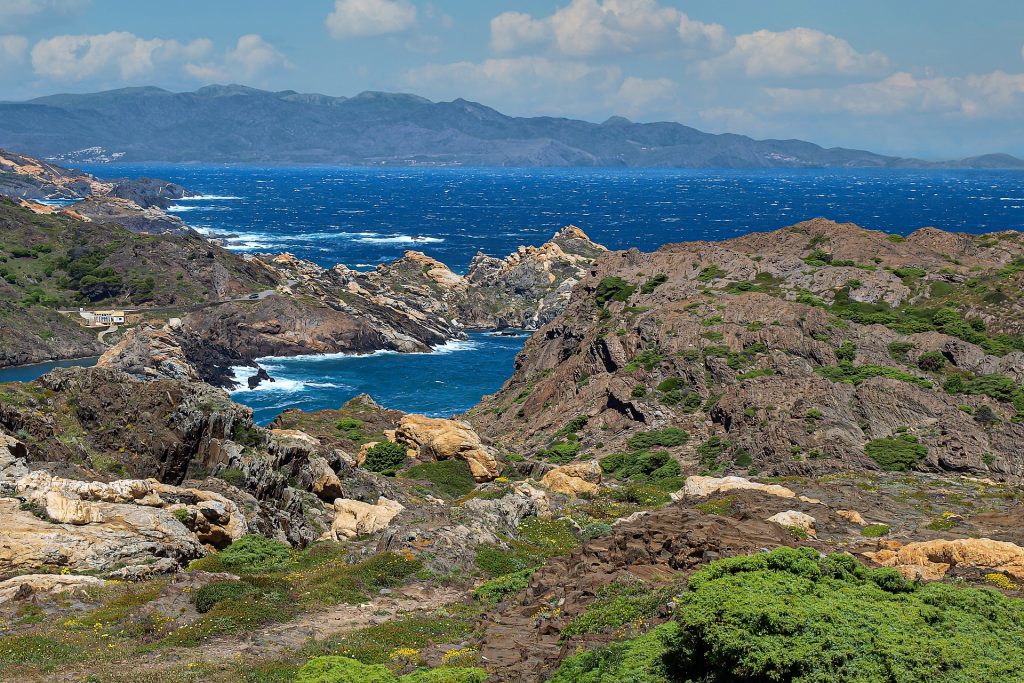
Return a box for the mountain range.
[1,84,1022,168]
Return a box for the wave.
[228,365,346,393]
[250,338,480,365]
[355,235,444,245]
[179,194,242,200]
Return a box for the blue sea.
[52,165,1024,423]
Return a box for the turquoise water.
[229,333,526,425]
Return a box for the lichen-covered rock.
[680,475,798,500]
[767,510,816,535]
[97,322,201,382]
[0,574,109,604]
[329,496,405,540]
[394,415,500,481]
[867,538,1024,581]
[540,460,602,498]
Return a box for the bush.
[862,524,890,538]
[696,437,728,473]
[640,273,668,294]
[472,569,534,605]
[817,362,932,389]
[864,435,928,471]
[917,350,946,371]
[595,277,636,305]
[539,440,582,464]
[561,581,675,638]
[294,656,486,683]
[836,341,857,362]
[661,546,1024,683]
[548,622,678,683]
[600,450,680,481]
[363,441,409,475]
[402,459,476,499]
[192,580,253,613]
[626,427,689,450]
[197,534,293,574]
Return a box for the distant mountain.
[1,85,1021,169]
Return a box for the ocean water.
[228,333,526,425]
[69,165,1024,424]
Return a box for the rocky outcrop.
[767,510,816,535]
[468,219,1024,483]
[329,496,405,540]
[97,321,201,382]
[0,574,108,604]
[868,538,1024,581]
[680,475,799,500]
[540,460,602,497]
[394,415,501,482]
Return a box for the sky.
[0,0,1023,159]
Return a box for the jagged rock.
[394,415,500,482]
[0,432,29,487]
[329,496,405,540]
[98,323,202,382]
[106,557,181,582]
[461,484,552,534]
[767,510,816,535]
[540,460,602,497]
[0,574,109,604]
[308,455,344,502]
[867,538,1024,581]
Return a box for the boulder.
[0,574,108,604]
[394,415,500,481]
[540,460,602,498]
[679,475,798,500]
[838,509,867,526]
[330,497,405,540]
[767,510,816,535]
[867,538,1024,581]
[308,455,344,502]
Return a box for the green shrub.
[627,348,665,372]
[549,622,677,683]
[294,656,485,683]
[195,534,293,574]
[662,546,1024,683]
[595,277,636,305]
[402,459,476,499]
[363,441,409,475]
[473,568,534,604]
[626,427,689,450]
[539,440,581,464]
[817,362,931,389]
[192,580,253,613]
[600,450,680,481]
[836,341,857,362]
[474,545,532,577]
[556,415,589,436]
[864,435,928,471]
[561,581,675,638]
[862,524,891,538]
[640,273,668,294]
[888,340,913,359]
[917,350,946,371]
[581,522,613,539]
[697,264,725,281]
[696,437,728,473]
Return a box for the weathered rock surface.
[394,415,500,481]
[0,574,108,604]
[767,510,817,535]
[540,460,602,497]
[329,496,405,540]
[680,475,797,499]
[868,538,1024,581]
[97,322,201,382]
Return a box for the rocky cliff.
[469,218,1024,483]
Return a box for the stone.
[540,460,602,498]
[394,415,500,481]
[680,475,798,500]
[308,455,344,502]
[867,538,1024,581]
[838,509,867,525]
[767,510,816,535]
[0,574,108,604]
[330,497,405,540]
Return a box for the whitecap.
[355,235,444,245]
[228,366,307,393]
[178,194,242,200]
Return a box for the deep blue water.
[229,333,526,425]
[81,165,1024,273]
[60,165,1024,424]
[0,357,98,383]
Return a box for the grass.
[864,435,928,472]
[401,459,477,499]
[862,523,891,538]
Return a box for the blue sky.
[1,0,1022,159]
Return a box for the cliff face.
[468,218,1024,483]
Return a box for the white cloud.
[491,0,727,58]
[0,0,87,25]
[29,32,289,85]
[764,70,1024,118]
[326,0,417,39]
[700,27,890,79]
[0,35,28,64]
[31,32,212,81]
[613,76,678,117]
